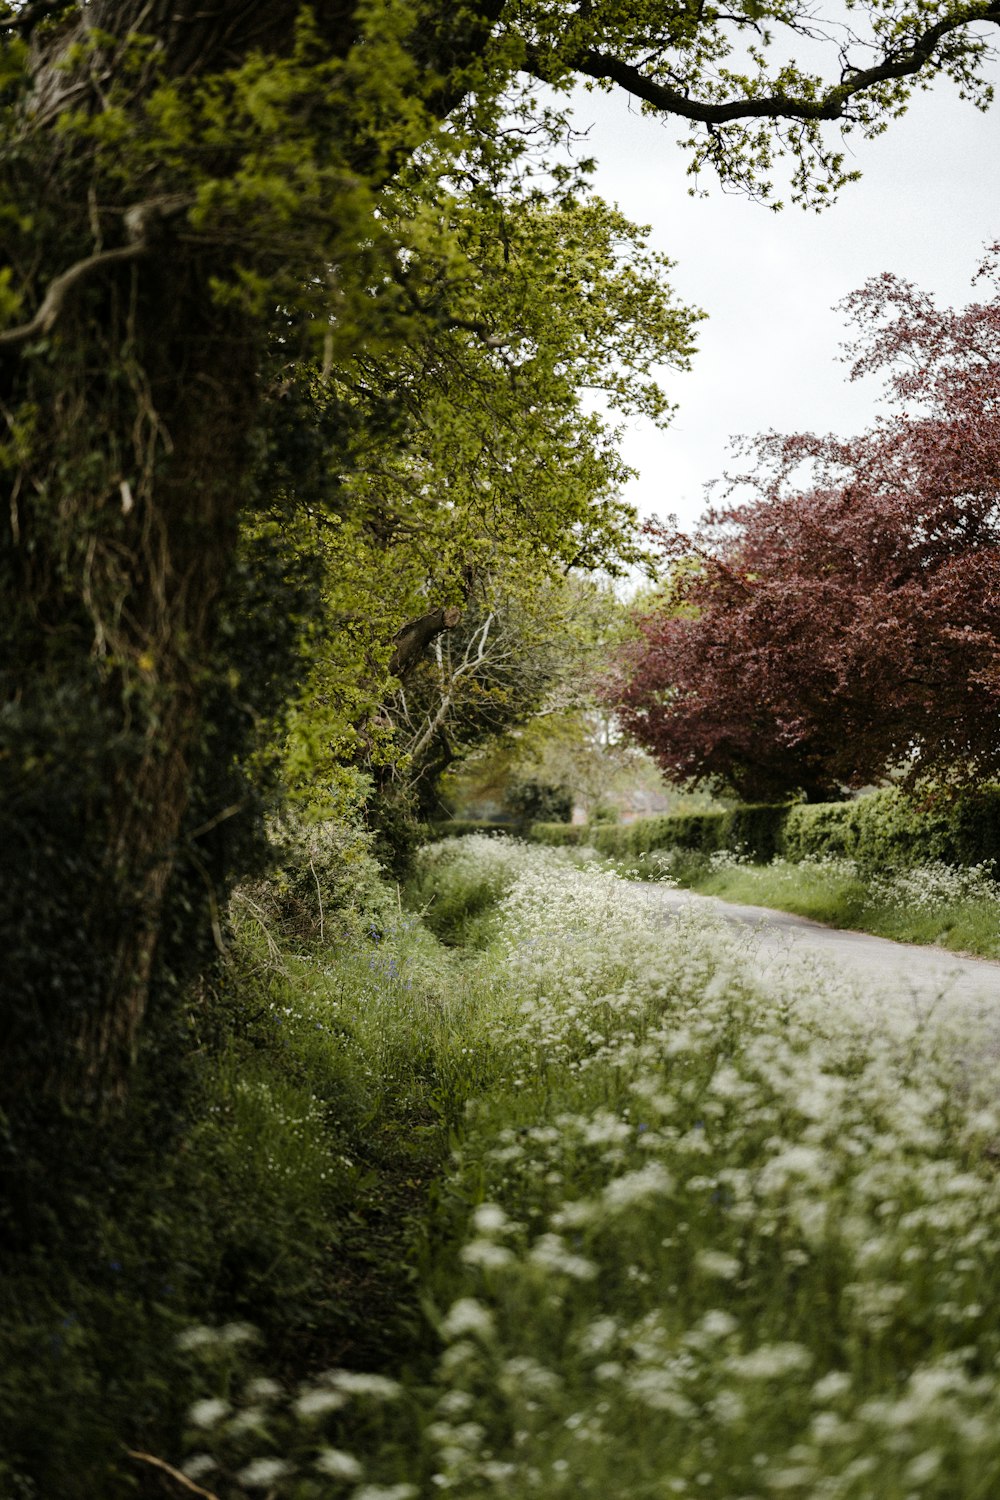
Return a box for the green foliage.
[539,804,789,861]
[550,789,1000,873]
[782,786,1000,871]
[174,836,1000,1497]
[530,821,589,846]
[406,835,533,947]
[0,875,475,1494]
[670,852,1000,959]
[239,801,395,947]
[505,778,574,825]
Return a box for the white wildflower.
[245,1377,282,1403]
[187,1397,229,1429]
[461,1239,515,1270]
[528,1233,597,1280]
[905,1450,943,1483]
[315,1448,365,1481]
[220,1321,257,1346]
[322,1371,402,1400]
[181,1455,217,1480]
[295,1386,349,1418]
[727,1343,812,1380]
[602,1162,674,1213]
[811,1371,852,1403]
[695,1249,740,1280]
[175,1324,217,1353]
[440,1298,495,1342]
[472,1202,514,1236]
[237,1457,293,1488]
[700,1309,738,1339]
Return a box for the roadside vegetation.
[4,6,1000,1491]
[167,834,1000,1499]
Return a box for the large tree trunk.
[1,238,260,1111]
[0,0,508,1119]
[73,267,259,1104]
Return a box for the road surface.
[636,883,1000,1008]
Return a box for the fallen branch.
[123,1447,221,1500]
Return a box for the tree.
[442,584,668,821]
[609,248,1000,801]
[2,0,999,1118]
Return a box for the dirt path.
[636,883,1000,1007]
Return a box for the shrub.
[535,805,790,862]
[505,779,573,824]
[528,822,588,847]
[782,786,1000,870]
[544,788,1000,873]
[238,812,395,945]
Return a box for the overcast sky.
[566,75,999,531]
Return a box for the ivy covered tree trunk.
[2,252,257,1112]
[0,0,498,1116]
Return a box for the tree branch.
[389,605,463,680]
[0,0,73,35]
[0,195,192,352]
[0,243,146,350]
[123,1448,221,1500]
[526,5,999,126]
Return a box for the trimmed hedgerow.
[534,804,789,863]
[783,786,1000,870]
[538,787,1000,872]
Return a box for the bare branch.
[123,1448,221,1500]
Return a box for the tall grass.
[177,836,1000,1500]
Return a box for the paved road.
[636,883,1000,1008]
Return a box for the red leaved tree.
[610,249,1000,801]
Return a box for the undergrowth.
[0,824,479,1497]
[170,834,1000,1499]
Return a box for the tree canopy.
[609,249,1000,801]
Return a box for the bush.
[240,812,395,945]
[782,786,1000,870]
[530,822,588,847]
[505,779,573,824]
[0,872,461,1495]
[542,788,1000,873]
[533,805,789,862]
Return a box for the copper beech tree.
[611,252,1000,803]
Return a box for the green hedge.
[782,787,1000,870]
[534,788,1000,871]
[529,823,588,847]
[535,805,789,862]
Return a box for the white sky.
[567,75,1000,531]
